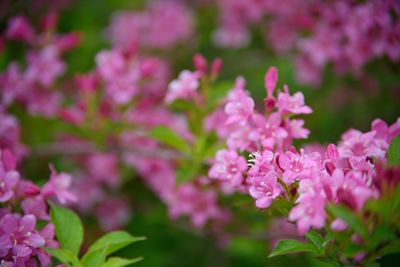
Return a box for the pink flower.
[249,112,288,149]
[108,0,193,50]
[95,198,130,231]
[247,150,281,208]
[248,171,281,208]
[21,195,50,221]
[224,77,254,125]
[85,153,120,188]
[277,149,321,185]
[0,150,19,203]
[5,16,35,44]
[168,183,220,228]
[277,85,312,115]
[208,149,247,187]
[289,179,327,234]
[338,130,385,160]
[95,49,126,81]
[165,70,200,103]
[42,165,77,205]
[25,46,66,87]
[0,214,46,264]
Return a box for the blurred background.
[1,0,399,266]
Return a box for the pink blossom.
[247,151,281,208]
[165,70,200,103]
[277,85,312,115]
[168,183,220,228]
[338,130,386,160]
[277,149,321,185]
[224,77,254,125]
[0,150,19,202]
[25,46,66,87]
[108,0,193,50]
[289,188,326,235]
[5,16,35,44]
[21,195,50,220]
[85,153,120,188]
[0,214,47,265]
[42,165,77,205]
[248,170,281,209]
[95,198,130,231]
[208,149,247,187]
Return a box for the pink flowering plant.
[1,1,400,266]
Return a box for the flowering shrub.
[1,1,400,266]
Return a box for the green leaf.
[305,230,324,250]
[149,126,190,154]
[87,231,146,256]
[326,204,368,238]
[45,247,82,267]
[101,257,143,267]
[50,203,83,256]
[81,247,107,267]
[268,239,320,258]
[388,135,400,167]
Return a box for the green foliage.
[50,202,84,256]
[326,204,368,239]
[149,126,191,154]
[48,204,145,267]
[46,248,82,267]
[388,135,400,167]
[269,239,320,258]
[101,257,144,267]
[86,231,146,256]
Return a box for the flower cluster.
[0,149,76,266]
[0,13,80,116]
[208,67,311,192]
[208,66,400,240]
[108,0,193,50]
[214,0,400,85]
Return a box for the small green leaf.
[149,126,190,154]
[388,135,400,167]
[268,239,320,258]
[50,203,83,256]
[81,247,107,267]
[305,230,324,250]
[87,231,145,256]
[45,247,82,267]
[326,204,368,238]
[101,257,143,267]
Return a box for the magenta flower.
[165,70,200,103]
[0,214,46,265]
[248,171,281,209]
[277,149,321,185]
[338,129,385,160]
[5,16,35,44]
[277,85,312,115]
[208,149,247,187]
[247,151,281,208]
[289,189,326,235]
[25,45,66,87]
[225,77,254,125]
[0,150,19,203]
[250,112,288,149]
[168,183,220,228]
[42,165,77,205]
